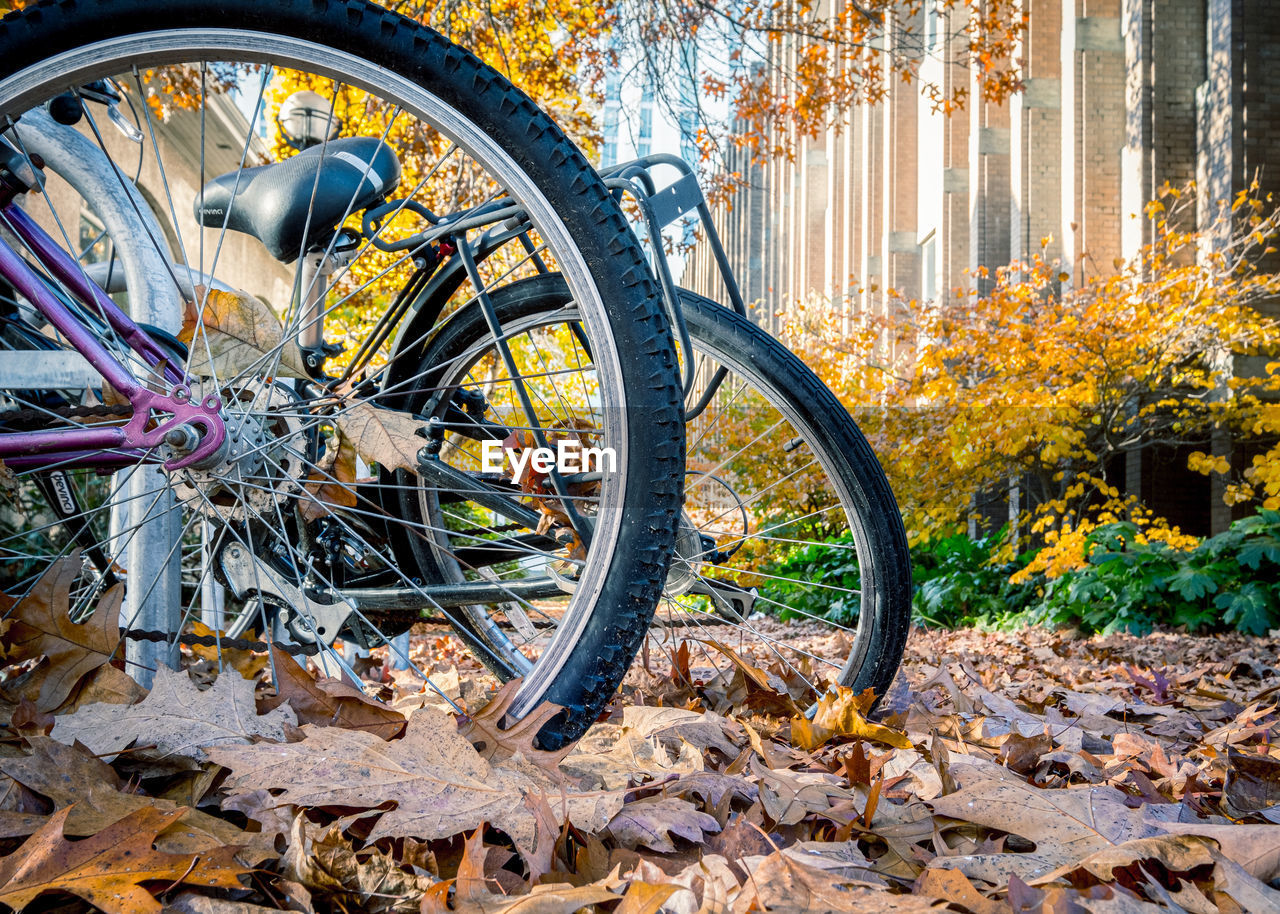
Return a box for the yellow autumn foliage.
[780,182,1280,548]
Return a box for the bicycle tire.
[0,0,684,747]
[400,274,912,704]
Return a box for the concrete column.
[1060,0,1125,286]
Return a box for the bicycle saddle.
[196,137,401,262]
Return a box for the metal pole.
[17,110,184,687]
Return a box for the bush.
[756,528,1039,629]
[756,510,1280,635]
[1032,510,1280,635]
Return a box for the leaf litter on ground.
[0,557,1278,911]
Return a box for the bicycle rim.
[0,3,683,741]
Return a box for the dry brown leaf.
[606,796,720,853]
[791,687,912,751]
[426,830,621,914]
[928,774,1160,882]
[729,848,935,914]
[179,286,308,378]
[423,881,622,914]
[50,665,295,766]
[750,757,858,827]
[620,705,744,756]
[0,736,260,858]
[281,812,433,914]
[208,706,622,854]
[187,621,268,679]
[0,805,249,914]
[615,881,682,914]
[0,459,16,496]
[260,646,406,739]
[52,662,147,715]
[1034,833,1217,884]
[563,721,703,791]
[2,551,123,711]
[914,868,1003,914]
[1153,820,1280,881]
[334,398,428,474]
[300,432,360,522]
[459,678,574,777]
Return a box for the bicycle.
[0,0,910,741]
[0,0,686,749]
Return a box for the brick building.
[685,0,1280,535]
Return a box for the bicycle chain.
[0,402,132,430]
[120,626,321,656]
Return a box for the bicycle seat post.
[297,249,333,366]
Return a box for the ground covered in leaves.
[1,561,1279,913]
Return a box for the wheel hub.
[173,381,308,522]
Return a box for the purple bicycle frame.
[0,203,226,472]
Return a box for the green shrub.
[756,510,1280,636]
[1032,509,1280,635]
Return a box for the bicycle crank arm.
[687,576,758,623]
[340,576,569,611]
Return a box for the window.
[920,233,937,302]
[925,1,940,50]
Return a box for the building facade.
[686,0,1280,534]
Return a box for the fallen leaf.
[50,665,295,765]
[606,796,720,853]
[209,706,622,853]
[300,432,360,522]
[0,805,249,914]
[2,552,123,710]
[281,812,433,914]
[751,758,859,827]
[187,621,268,679]
[729,848,935,913]
[915,868,1003,914]
[1035,833,1217,884]
[334,398,427,474]
[180,286,308,378]
[791,687,912,751]
[928,773,1163,882]
[260,646,405,739]
[458,678,573,778]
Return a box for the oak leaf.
[728,848,936,914]
[2,551,123,711]
[928,774,1164,882]
[750,757,858,827]
[281,812,434,914]
[187,621,268,679]
[0,806,249,914]
[208,706,622,853]
[790,687,912,751]
[424,830,619,914]
[260,646,406,739]
[606,796,720,853]
[299,431,360,522]
[179,286,308,378]
[334,398,427,474]
[458,678,573,778]
[49,665,296,765]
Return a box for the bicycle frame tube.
[0,203,226,470]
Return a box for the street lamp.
[276,90,340,151]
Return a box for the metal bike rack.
[6,109,184,686]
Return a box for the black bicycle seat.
[195,137,401,262]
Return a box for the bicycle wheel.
[0,0,683,746]
[400,274,912,706]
